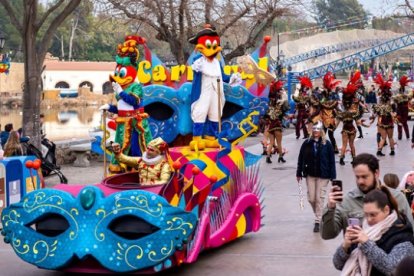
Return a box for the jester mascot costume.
[100,35,153,173]
[393,76,412,140]
[188,24,241,150]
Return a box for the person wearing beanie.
[112,137,172,185]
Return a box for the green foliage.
[0,1,131,62]
[0,1,22,60]
[314,0,368,29]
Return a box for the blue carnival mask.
[1,186,197,273]
[143,83,267,143]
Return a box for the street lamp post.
[222,41,232,63]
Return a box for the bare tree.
[0,0,81,147]
[105,0,302,63]
[402,0,414,17]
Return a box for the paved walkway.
[1,121,414,276]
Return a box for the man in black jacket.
[296,121,336,233]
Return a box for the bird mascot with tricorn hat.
[188,24,241,150]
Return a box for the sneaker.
[376,150,385,156]
[390,150,395,156]
[313,223,320,233]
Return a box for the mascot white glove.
[229,72,242,87]
[99,104,110,111]
[112,82,123,95]
[191,57,205,73]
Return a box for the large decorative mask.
[1,186,197,273]
[144,83,268,143]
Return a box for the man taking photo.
[320,153,414,239]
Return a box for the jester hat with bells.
[147,137,168,156]
[374,73,393,102]
[399,75,410,94]
[110,35,147,87]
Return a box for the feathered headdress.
[270,80,284,91]
[343,71,361,96]
[297,76,313,90]
[350,71,363,88]
[374,73,392,98]
[322,72,341,91]
[399,75,410,89]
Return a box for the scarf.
[341,211,398,276]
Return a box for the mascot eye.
[144,102,175,121]
[28,213,70,237]
[119,67,127,78]
[114,67,119,76]
[205,39,212,49]
[212,40,218,50]
[109,215,160,240]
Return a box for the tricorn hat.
[188,24,219,44]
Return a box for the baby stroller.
[22,137,68,184]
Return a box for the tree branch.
[37,0,82,69]
[0,0,23,34]
[219,6,251,35]
[35,0,65,32]
[178,0,186,46]
[405,0,414,13]
[225,8,285,62]
[108,0,162,34]
[169,0,176,31]
[205,0,213,23]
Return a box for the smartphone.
[332,180,343,202]
[332,180,342,191]
[348,218,360,228]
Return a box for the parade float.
[1,27,274,273]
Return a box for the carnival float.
[1,25,275,273]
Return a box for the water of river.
[0,107,102,141]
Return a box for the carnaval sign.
[136,57,270,86]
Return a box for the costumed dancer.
[369,74,396,156]
[355,79,367,138]
[307,86,322,133]
[111,137,172,185]
[293,76,312,139]
[336,74,362,165]
[99,35,153,173]
[188,24,241,150]
[320,72,341,154]
[394,75,412,140]
[265,80,288,164]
